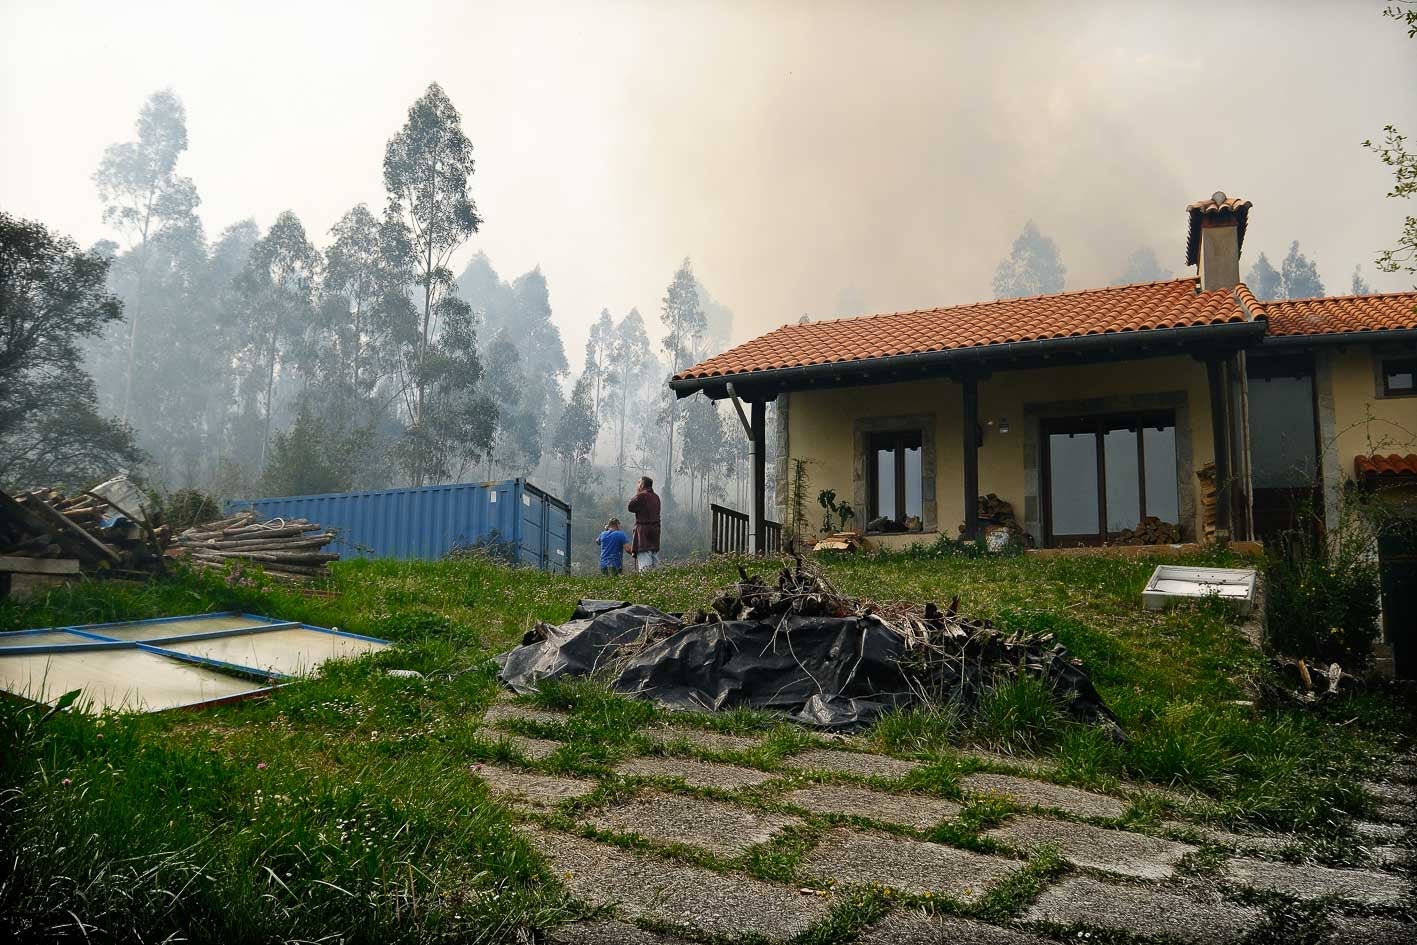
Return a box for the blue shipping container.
[225,479,571,573]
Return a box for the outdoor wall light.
[999,417,1010,434]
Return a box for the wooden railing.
[710,503,782,555]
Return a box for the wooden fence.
[710,503,783,555]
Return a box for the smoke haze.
[2,0,1414,362]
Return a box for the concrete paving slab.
[798,827,1021,902]
[615,755,778,790]
[1354,820,1407,842]
[483,702,571,728]
[784,784,961,830]
[1372,844,1414,868]
[524,827,831,941]
[472,763,597,808]
[953,748,1059,776]
[962,773,1127,819]
[547,919,697,944]
[986,816,1195,880]
[856,911,1048,944]
[1363,780,1414,804]
[1377,803,1417,824]
[586,792,801,856]
[1024,875,1262,945]
[1388,762,1417,783]
[1161,820,1296,855]
[500,734,564,761]
[1223,856,1411,907]
[782,748,920,780]
[644,727,761,754]
[1328,915,1416,945]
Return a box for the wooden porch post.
[1206,357,1232,542]
[751,400,767,554]
[961,374,980,539]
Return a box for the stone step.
[523,827,832,942]
[986,816,1196,880]
[471,763,597,809]
[962,772,1128,819]
[784,783,961,831]
[615,755,778,790]
[782,747,921,780]
[1025,875,1262,945]
[1222,856,1411,907]
[585,791,802,856]
[856,911,1049,944]
[798,827,1021,902]
[644,726,763,754]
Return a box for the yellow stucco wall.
[785,355,1217,545]
[1324,346,1417,478]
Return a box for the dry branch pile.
[1,486,168,573]
[176,512,339,582]
[502,557,1121,734]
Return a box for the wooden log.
[24,496,121,564]
[190,549,339,564]
[186,535,334,552]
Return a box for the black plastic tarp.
[497,599,1118,732]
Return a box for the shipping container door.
[546,499,570,573]
[519,484,546,569]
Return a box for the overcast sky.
[3,0,1414,364]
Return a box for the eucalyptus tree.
[1280,242,1325,300]
[992,221,1066,299]
[1111,247,1170,285]
[659,258,707,506]
[1246,253,1282,300]
[234,211,320,470]
[552,372,599,504]
[93,89,200,422]
[583,308,616,455]
[383,82,482,483]
[316,203,415,404]
[608,308,651,496]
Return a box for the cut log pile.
[966,493,1033,548]
[176,512,339,582]
[1112,516,1181,546]
[1,486,168,573]
[1197,463,1217,542]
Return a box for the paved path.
[478,700,1415,944]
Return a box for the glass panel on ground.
[875,447,896,521]
[0,631,98,649]
[1103,427,1140,532]
[0,648,262,713]
[1248,375,1317,487]
[1143,425,1180,523]
[903,445,923,519]
[84,614,288,641]
[1048,432,1099,537]
[157,628,388,678]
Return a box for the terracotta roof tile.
[1185,193,1252,267]
[1262,292,1417,337]
[675,278,1247,381]
[1354,453,1417,480]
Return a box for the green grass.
[2,549,1412,943]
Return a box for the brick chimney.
[1185,192,1252,292]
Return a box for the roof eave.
[670,320,1267,399]
[1259,328,1417,348]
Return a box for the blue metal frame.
[0,612,392,701]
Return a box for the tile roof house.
[670,191,1417,676]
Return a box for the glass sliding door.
[1044,411,1179,547]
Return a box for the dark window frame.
[1041,410,1178,547]
[867,429,923,527]
[1380,357,1417,398]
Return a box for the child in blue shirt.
[596,518,632,575]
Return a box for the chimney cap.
[1185,192,1252,267]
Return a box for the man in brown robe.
[627,476,661,571]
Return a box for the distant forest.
[4,83,1367,566]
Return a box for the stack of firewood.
[1,486,169,572]
[176,512,339,582]
[967,493,1032,547]
[1113,516,1181,546]
[1196,464,1217,542]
